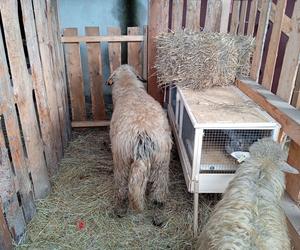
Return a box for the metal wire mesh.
[200,129,273,173]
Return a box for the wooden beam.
[71,120,110,128]
[236,79,300,146]
[61,35,144,43]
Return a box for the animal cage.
[167,84,281,233]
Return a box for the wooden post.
[148,0,169,103]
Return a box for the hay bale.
[155,30,255,90]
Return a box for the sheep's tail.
[128,133,154,212]
[128,160,149,211]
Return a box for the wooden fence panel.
[276,0,300,103]
[128,27,143,75]
[33,0,64,159]
[250,0,271,81]
[186,0,201,31]
[204,0,222,32]
[230,0,241,34]
[172,0,184,31]
[1,0,50,199]
[20,0,58,174]
[261,0,287,90]
[64,28,87,121]
[85,27,106,120]
[108,27,121,73]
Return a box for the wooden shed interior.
[0,0,300,248]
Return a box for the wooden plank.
[258,1,292,36]
[148,0,169,103]
[287,219,300,250]
[33,0,63,160]
[219,0,231,33]
[0,200,13,250]
[229,0,241,34]
[20,0,58,175]
[108,27,121,73]
[276,0,300,103]
[128,27,142,75]
[291,67,300,109]
[186,0,201,31]
[85,27,106,120]
[286,141,300,203]
[0,28,36,222]
[72,120,110,128]
[261,0,287,90]
[236,78,300,146]
[250,0,271,81]
[1,0,50,199]
[247,0,258,36]
[204,0,222,32]
[63,28,86,121]
[142,26,148,80]
[171,0,184,31]
[61,35,144,43]
[237,0,248,35]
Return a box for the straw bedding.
[155,30,255,90]
[17,128,220,250]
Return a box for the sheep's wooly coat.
[197,138,291,250]
[109,65,172,212]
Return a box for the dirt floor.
[17,128,220,250]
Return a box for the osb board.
[180,86,270,124]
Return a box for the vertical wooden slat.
[64,28,87,121]
[220,0,231,33]
[85,27,106,120]
[172,0,184,31]
[142,26,148,80]
[1,0,50,199]
[33,0,63,159]
[262,0,287,90]
[108,27,121,73]
[204,0,222,32]
[0,200,13,250]
[250,0,272,81]
[286,141,300,204]
[230,0,241,34]
[237,0,248,35]
[276,0,300,103]
[186,0,201,31]
[20,0,58,174]
[148,0,169,103]
[0,27,36,223]
[128,27,143,75]
[247,0,258,36]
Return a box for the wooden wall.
[0,0,70,247]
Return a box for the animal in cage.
[223,130,270,155]
[107,64,172,218]
[196,138,299,250]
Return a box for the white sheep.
[107,65,172,220]
[197,138,298,250]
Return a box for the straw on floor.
[155,30,255,90]
[17,128,220,250]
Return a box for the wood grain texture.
[128,27,143,75]
[1,0,50,199]
[172,0,184,31]
[20,0,58,174]
[250,0,271,81]
[247,0,258,36]
[276,0,300,103]
[186,0,201,31]
[237,0,248,35]
[236,79,300,146]
[85,27,106,120]
[148,0,169,103]
[220,0,231,33]
[108,27,121,73]
[262,0,287,90]
[229,0,240,34]
[204,0,222,32]
[64,28,87,121]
